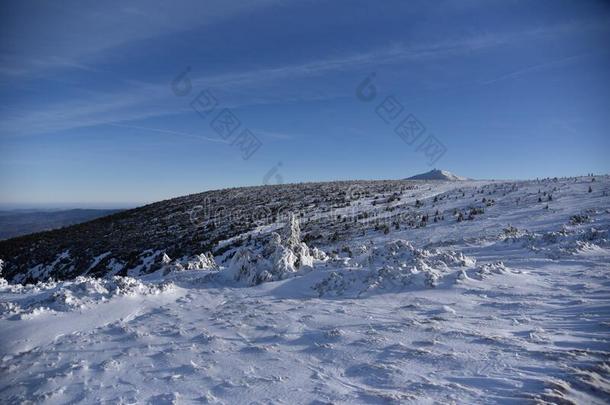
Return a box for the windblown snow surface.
[1,176,609,404]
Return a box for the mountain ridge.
[407,169,468,181]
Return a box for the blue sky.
[1,0,609,207]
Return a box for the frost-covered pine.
[186,252,218,270]
[269,238,298,275]
[283,213,302,251]
[205,252,217,268]
[225,239,297,286]
[158,252,187,275]
[294,242,314,268]
[161,253,172,265]
[222,215,319,285]
[282,213,313,268]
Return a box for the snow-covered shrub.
[161,252,218,275]
[224,247,266,285]
[570,214,590,225]
[311,247,328,261]
[186,252,218,270]
[221,214,322,285]
[505,226,609,258]
[0,276,174,319]
[0,259,6,288]
[476,261,509,279]
[314,239,476,296]
[501,226,528,241]
[356,240,474,271]
[313,271,351,296]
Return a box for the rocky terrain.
[1,180,420,284]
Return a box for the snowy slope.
[406,169,468,181]
[1,176,609,404]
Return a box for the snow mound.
[475,261,511,279]
[0,276,174,319]
[314,240,475,296]
[502,226,610,258]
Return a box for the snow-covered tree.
[222,214,317,285]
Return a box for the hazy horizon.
[2,169,608,209]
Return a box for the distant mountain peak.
[406,169,468,181]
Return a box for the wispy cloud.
[255,130,297,140]
[1,17,606,138]
[480,51,604,85]
[0,0,280,79]
[106,123,229,144]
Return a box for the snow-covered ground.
[1,176,609,404]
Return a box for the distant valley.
[0,209,123,240]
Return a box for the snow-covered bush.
[314,239,476,296]
[222,214,321,285]
[503,226,609,258]
[0,276,174,319]
[476,261,509,279]
[0,259,6,288]
[161,252,218,275]
[186,252,218,270]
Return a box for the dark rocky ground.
[0,180,431,283]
